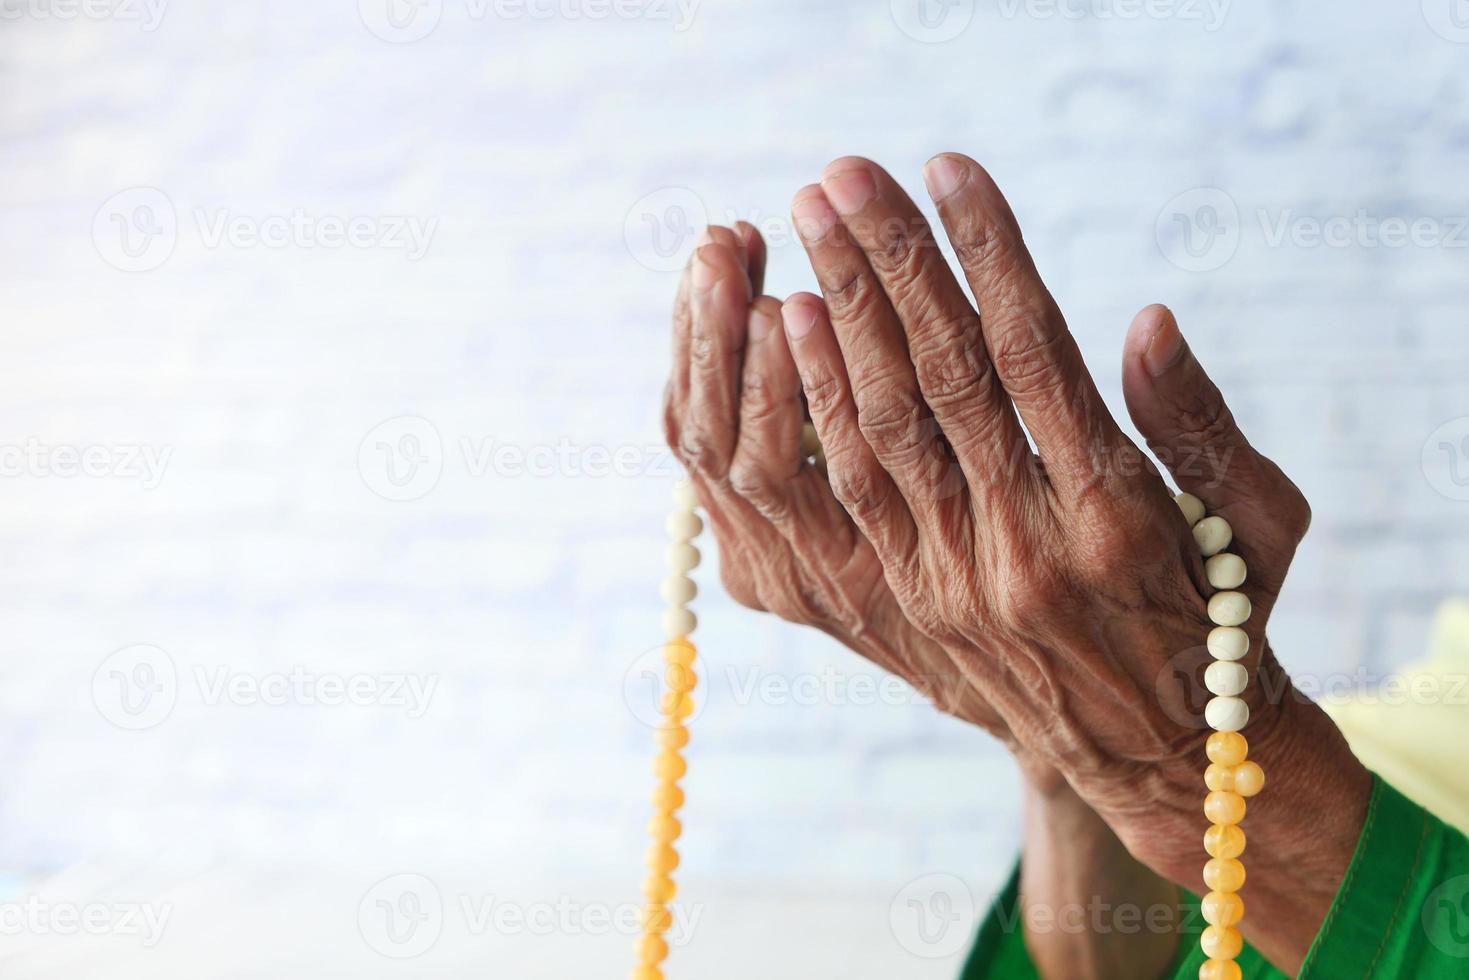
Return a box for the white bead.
[1175,492,1206,527]
[661,574,697,606]
[1192,516,1233,557]
[1205,660,1249,697]
[663,607,697,638]
[1205,696,1249,732]
[1207,626,1250,661]
[1208,591,1252,627]
[1205,553,1247,590]
[673,479,698,510]
[666,511,703,542]
[666,542,701,573]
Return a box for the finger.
[791,182,967,530]
[922,152,1132,496]
[728,296,804,520]
[1122,304,1312,598]
[781,291,921,584]
[680,235,752,479]
[664,226,748,449]
[734,221,767,297]
[817,157,1037,503]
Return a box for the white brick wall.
[1,0,1467,975]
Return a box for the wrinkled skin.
[662,221,1003,734]
[662,155,1371,974]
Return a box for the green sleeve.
[961,775,1469,979]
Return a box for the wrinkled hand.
[662,222,1003,732]
[780,154,1316,834]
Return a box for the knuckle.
[912,314,992,408]
[823,264,884,323]
[994,563,1072,628]
[727,459,789,522]
[801,368,845,419]
[855,381,931,461]
[990,327,1072,397]
[678,423,723,479]
[828,455,892,525]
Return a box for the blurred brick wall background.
[0,0,1467,975]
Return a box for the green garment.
[961,775,1469,979]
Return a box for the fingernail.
[1144,313,1186,377]
[692,246,719,291]
[821,169,876,215]
[791,189,838,242]
[782,301,817,340]
[749,305,777,343]
[923,155,966,201]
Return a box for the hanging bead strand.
[635,478,702,980]
[1175,492,1266,980]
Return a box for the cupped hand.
[781,154,1319,833]
[661,222,1005,734]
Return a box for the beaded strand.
[634,478,702,980]
[1176,492,1266,980]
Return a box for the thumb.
[1122,304,1311,599]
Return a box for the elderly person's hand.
[663,221,1004,734]
[781,153,1371,973]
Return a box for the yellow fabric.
[1321,599,1469,836]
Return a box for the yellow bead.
[665,663,697,693]
[1204,823,1246,859]
[1204,791,1246,825]
[644,874,677,903]
[652,783,684,811]
[1199,959,1242,980]
[1205,764,1235,793]
[1232,760,1265,797]
[632,965,664,980]
[641,904,673,934]
[664,640,696,667]
[1201,925,1244,960]
[647,843,680,874]
[660,692,695,720]
[1206,731,1248,767]
[1203,857,1246,892]
[656,725,689,750]
[1201,890,1245,927]
[654,751,687,781]
[638,933,670,964]
[649,813,681,842]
